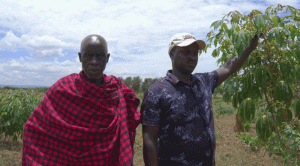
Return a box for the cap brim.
[176,39,206,50]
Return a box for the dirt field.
[0,92,293,166]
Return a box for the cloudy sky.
[0,0,299,87]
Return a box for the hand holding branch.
[248,32,263,50]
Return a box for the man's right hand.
[142,125,159,166]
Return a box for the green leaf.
[271,15,278,24]
[253,9,263,15]
[267,31,274,42]
[212,48,220,58]
[235,30,247,48]
[221,23,228,31]
[287,5,296,13]
[295,41,300,51]
[269,27,285,46]
[215,31,223,40]
[265,6,273,14]
[255,14,266,27]
[225,30,232,39]
[231,12,242,24]
[295,21,300,29]
[289,24,297,41]
[277,34,283,47]
[206,31,214,38]
[214,39,218,47]
[211,20,223,30]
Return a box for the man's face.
[171,42,199,74]
[79,42,110,83]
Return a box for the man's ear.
[169,47,176,60]
[78,52,82,62]
[106,53,110,63]
[169,52,174,60]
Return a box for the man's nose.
[91,55,99,65]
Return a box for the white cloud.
[35,48,64,58]
[1,56,81,86]
[0,31,73,57]
[265,0,298,7]
[0,31,21,51]
[0,0,298,86]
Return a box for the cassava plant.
[202,4,300,165]
[0,89,43,142]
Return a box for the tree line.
[119,76,162,94]
[2,79,298,96]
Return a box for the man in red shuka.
[22,34,141,166]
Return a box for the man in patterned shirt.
[22,34,141,166]
[142,33,259,166]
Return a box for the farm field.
[0,89,294,166]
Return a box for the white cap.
[168,33,206,55]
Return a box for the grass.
[0,90,294,166]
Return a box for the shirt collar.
[166,70,199,86]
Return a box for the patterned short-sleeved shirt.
[141,70,218,166]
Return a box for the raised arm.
[143,125,159,166]
[215,35,260,88]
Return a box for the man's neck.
[171,68,192,85]
[83,71,103,85]
[93,77,103,85]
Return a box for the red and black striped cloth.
[22,70,141,166]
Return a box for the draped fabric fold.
[22,70,141,166]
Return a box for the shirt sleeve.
[208,70,219,94]
[140,88,161,126]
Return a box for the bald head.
[78,34,110,85]
[80,34,108,53]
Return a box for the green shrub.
[0,89,43,142]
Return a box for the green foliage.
[141,78,160,94]
[293,99,300,118]
[136,92,144,104]
[266,102,276,114]
[122,76,133,89]
[254,67,270,87]
[243,121,251,132]
[275,107,293,128]
[274,81,293,105]
[214,104,234,118]
[0,89,43,142]
[236,132,264,151]
[266,118,300,165]
[215,129,220,139]
[120,76,161,94]
[33,87,49,94]
[237,98,256,125]
[1,86,18,90]
[132,76,142,93]
[213,83,225,96]
[256,113,274,144]
[207,4,300,163]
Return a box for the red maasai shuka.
[22,70,141,166]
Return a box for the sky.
[0,0,299,87]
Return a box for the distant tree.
[3,86,17,90]
[119,76,124,83]
[132,76,142,93]
[140,77,162,93]
[123,76,133,89]
[33,87,49,94]
[141,78,153,93]
[151,78,160,86]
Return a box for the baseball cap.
[168,33,206,55]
